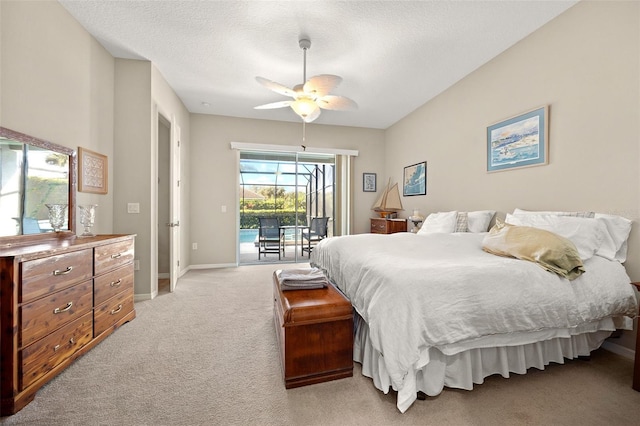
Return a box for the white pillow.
[417,211,458,234]
[467,210,496,233]
[505,213,605,261]
[594,213,632,262]
[512,208,595,218]
[510,209,632,262]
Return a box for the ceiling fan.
[254,38,357,123]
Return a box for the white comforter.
[311,232,637,392]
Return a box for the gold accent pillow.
[482,220,585,281]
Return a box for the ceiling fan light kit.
[291,97,320,122]
[255,37,357,123]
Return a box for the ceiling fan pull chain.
[302,121,306,143]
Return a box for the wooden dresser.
[0,234,136,416]
[370,218,407,234]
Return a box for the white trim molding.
[601,341,635,360]
[230,141,359,157]
[188,263,238,270]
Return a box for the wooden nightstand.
[631,282,640,391]
[370,218,407,234]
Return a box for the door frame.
[154,107,181,295]
[169,122,181,291]
[232,142,358,265]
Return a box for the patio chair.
[301,217,329,257]
[258,217,284,260]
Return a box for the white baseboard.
[601,340,635,360]
[158,273,169,279]
[134,292,155,302]
[188,263,237,270]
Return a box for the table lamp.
[408,210,424,233]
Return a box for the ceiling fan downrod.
[299,38,311,83]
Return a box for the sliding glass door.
[238,150,335,264]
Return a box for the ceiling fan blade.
[254,100,293,110]
[316,95,358,111]
[255,76,297,98]
[304,74,342,98]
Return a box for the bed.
[310,210,638,412]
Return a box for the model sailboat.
[372,179,403,217]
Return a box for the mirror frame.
[0,126,77,244]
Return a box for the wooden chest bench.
[273,271,353,388]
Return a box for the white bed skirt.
[353,313,627,413]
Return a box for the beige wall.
[189,114,385,266]
[385,1,640,350]
[0,1,192,300]
[113,59,191,299]
[113,59,153,296]
[0,0,115,232]
[388,0,639,275]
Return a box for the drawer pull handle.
[110,304,123,315]
[53,301,73,314]
[53,266,73,276]
[110,279,122,288]
[53,337,75,352]
[111,253,122,259]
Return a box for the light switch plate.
[127,203,140,214]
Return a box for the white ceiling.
[59,0,578,130]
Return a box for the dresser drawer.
[94,264,134,306]
[370,218,406,234]
[94,292,135,336]
[95,239,134,275]
[21,281,93,347]
[370,219,387,234]
[21,312,93,389]
[21,249,93,302]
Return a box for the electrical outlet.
[221,205,227,213]
[192,243,198,250]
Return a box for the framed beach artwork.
[487,105,548,172]
[363,173,377,192]
[403,161,426,196]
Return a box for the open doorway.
[157,115,171,295]
[238,150,335,265]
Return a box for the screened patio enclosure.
[239,150,335,264]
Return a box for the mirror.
[0,127,76,240]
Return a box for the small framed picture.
[363,173,377,192]
[78,147,108,194]
[403,162,426,196]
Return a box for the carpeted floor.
[2,263,640,425]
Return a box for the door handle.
[166,221,180,227]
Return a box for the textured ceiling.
[59,1,578,129]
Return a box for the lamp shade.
[409,209,424,221]
[291,98,320,122]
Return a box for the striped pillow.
[455,212,468,232]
